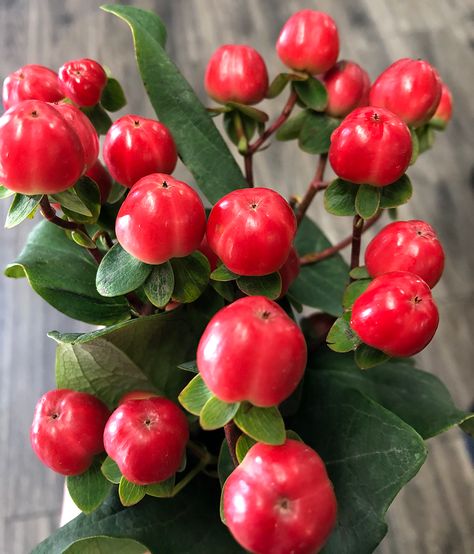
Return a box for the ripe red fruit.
[2,64,63,110]
[278,246,300,297]
[369,58,442,128]
[204,45,269,105]
[197,296,307,407]
[276,10,339,75]
[206,188,296,276]
[223,439,337,554]
[85,160,113,204]
[0,100,85,194]
[116,173,206,264]
[104,115,178,188]
[351,271,439,357]
[430,83,453,129]
[328,106,412,186]
[322,60,370,118]
[30,389,110,476]
[58,58,107,107]
[103,396,189,485]
[365,220,445,288]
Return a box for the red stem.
[350,215,364,272]
[224,422,240,467]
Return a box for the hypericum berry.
[322,60,370,118]
[328,106,412,186]
[30,389,110,476]
[204,45,269,105]
[104,115,178,188]
[430,83,453,129]
[351,271,439,357]
[369,58,442,128]
[2,64,63,110]
[85,160,113,204]
[115,173,206,264]
[223,439,337,554]
[58,58,107,107]
[197,296,307,407]
[278,246,300,297]
[206,188,296,276]
[365,220,445,288]
[0,100,85,194]
[103,397,189,485]
[51,102,99,171]
[276,10,339,75]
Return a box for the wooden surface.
[0,0,473,552]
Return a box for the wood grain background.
[0,1,473,552]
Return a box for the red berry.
[0,99,85,194]
[115,173,206,264]
[204,45,269,105]
[278,246,300,297]
[328,106,412,186]
[2,64,63,110]
[197,296,307,407]
[51,101,99,171]
[198,235,219,272]
[430,83,453,129]
[351,271,439,357]
[369,58,442,128]
[276,10,339,75]
[58,58,107,107]
[103,397,189,485]
[223,439,337,554]
[104,115,178,188]
[365,220,444,288]
[85,160,113,204]
[207,188,296,276]
[322,60,370,118]
[30,389,110,476]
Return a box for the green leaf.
[199,397,240,430]
[226,102,268,123]
[236,272,282,300]
[416,124,435,153]
[177,360,198,374]
[101,77,127,111]
[81,104,113,135]
[342,280,371,310]
[235,434,256,464]
[355,185,380,219]
[410,128,419,165]
[266,71,307,99]
[96,243,152,297]
[63,537,147,554]
[349,266,370,280]
[146,476,175,498]
[67,459,112,514]
[210,279,235,302]
[58,177,101,224]
[178,374,213,416]
[355,344,390,369]
[298,112,340,154]
[0,184,14,199]
[101,456,122,484]
[223,111,256,147]
[218,440,235,487]
[107,180,127,204]
[5,221,130,325]
[102,4,246,204]
[210,264,239,282]
[234,403,285,445]
[143,262,174,307]
[70,230,97,249]
[293,77,328,111]
[170,251,210,303]
[379,174,413,209]
[324,179,358,216]
[119,477,146,507]
[5,193,42,228]
[275,110,309,141]
[327,313,361,353]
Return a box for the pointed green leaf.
[210,264,239,282]
[119,477,146,507]
[63,537,147,554]
[71,230,97,249]
[0,185,14,199]
[298,111,340,154]
[234,403,285,445]
[101,77,127,112]
[146,476,175,498]
[60,177,101,224]
[355,344,390,369]
[293,77,328,111]
[199,397,240,430]
[355,185,380,219]
[266,71,307,99]
[143,262,174,307]
[235,434,256,464]
[349,266,370,280]
[324,179,358,216]
[178,374,213,416]
[101,456,122,484]
[410,128,419,165]
[67,458,112,514]
[81,104,113,135]
[237,272,282,300]
[170,251,210,303]
[416,124,435,153]
[327,313,361,353]
[223,111,256,146]
[342,279,371,310]
[226,102,268,123]
[177,360,198,374]
[210,279,235,302]
[380,175,413,208]
[276,110,310,141]
[5,193,42,228]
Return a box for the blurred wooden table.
[0,1,473,552]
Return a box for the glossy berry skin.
[104,115,178,188]
[329,106,412,187]
[223,439,337,554]
[30,389,110,476]
[276,10,339,75]
[322,60,370,118]
[116,173,206,264]
[207,188,296,276]
[369,58,442,128]
[197,296,307,407]
[204,45,269,105]
[58,58,107,107]
[430,83,453,129]
[0,100,85,194]
[85,160,113,204]
[351,271,439,357]
[278,246,300,297]
[103,397,189,485]
[3,64,63,110]
[365,220,445,288]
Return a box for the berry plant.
[0,5,471,554]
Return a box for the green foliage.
[178,374,213,416]
[63,536,147,554]
[327,313,361,353]
[379,174,412,208]
[58,178,101,224]
[276,109,309,141]
[5,193,42,228]
[101,457,122,484]
[143,262,174,307]
[324,179,359,216]
[233,403,286,445]
[0,185,14,199]
[293,77,328,111]
[236,273,282,300]
[355,185,380,219]
[119,477,146,507]
[266,71,307,99]
[81,104,113,135]
[298,112,340,154]
[170,251,210,303]
[210,264,239,281]
[67,458,112,514]
[354,344,390,369]
[101,77,127,112]
[342,279,371,309]
[235,434,256,463]
[199,397,240,430]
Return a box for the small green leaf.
[286,429,303,442]
[266,71,307,99]
[119,477,146,507]
[59,177,101,224]
[146,476,175,498]
[143,262,174,307]
[293,77,328,111]
[101,77,127,111]
[235,434,256,463]
[210,279,235,302]
[234,403,286,445]
[342,279,371,310]
[237,272,282,300]
[298,111,340,154]
[199,397,240,430]
[416,124,435,153]
[101,456,122,484]
[355,185,380,219]
[349,266,370,280]
[5,193,42,228]
[63,537,147,554]
[327,313,361,353]
[171,251,210,303]
[0,185,14,199]
[217,440,235,487]
[380,174,413,209]
[210,264,239,281]
[226,102,269,123]
[177,360,198,374]
[96,243,152,297]
[223,111,256,146]
[70,230,97,249]
[107,181,127,204]
[355,344,390,369]
[410,128,419,165]
[324,179,358,216]
[276,110,309,141]
[81,104,113,135]
[178,374,213,416]
[67,458,112,514]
